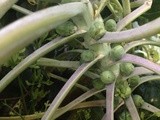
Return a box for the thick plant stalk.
[99,16,160,43]
[42,54,104,120]
[106,82,115,120]
[120,54,160,75]
[0,2,91,65]
[0,31,86,93]
[125,96,141,120]
[117,0,152,31]
[0,0,18,19]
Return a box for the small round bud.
[81,50,95,62]
[92,79,105,90]
[128,75,140,88]
[100,70,115,84]
[120,63,134,76]
[104,19,117,32]
[133,95,144,107]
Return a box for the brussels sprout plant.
[1,0,160,120]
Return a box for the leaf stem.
[125,96,140,120]
[106,82,115,120]
[120,54,160,75]
[0,2,90,65]
[99,15,160,43]
[0,31,86,93]
[42,54,104,120]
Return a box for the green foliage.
[116,81,132,99]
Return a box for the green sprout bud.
[120,63,134,76]
[88,19,106,40]
[110,45,125,61]
[133,95,144,107]
[104,19,117,32]
[128,76,140,88]
[100,70,115,84]
[117,81,132,99]
[92,79,105,90]
[89,43,111,56]
[81,50,95,62]
[55,21,77,36]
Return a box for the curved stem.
[117,0,152,31]
[0,31,86,93]
[0,2,91,65]
[124,40,160,52]
[42,54,104,120]
[133,75,160,91]
[98,16,160,43]
[120,54,160,75]
[53,88,105,119]
[124,67,153,79]
[0,0,18,19]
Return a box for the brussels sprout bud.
[55,21,77,36]
[133,95,144,107]
[110,45,125,61]
[120,63,134,76]
[117,81,132,99]
[92,79,105,90]
[81,50,95,62]
[104,19,117,32]
[128,76,140,88]
[88,19,106,40]
[89,43,111,56]
[100,70,115,84]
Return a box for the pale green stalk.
[117,0,152,31]
[99,16,160,43]
[37,58,80,69]
[42,54,104,120]
[124,40,160,52]
[122,0,131,16]
[0,30,86,93]
[141,102,160,113]
[131,0,146,8]
[0,0,18,19]
[11,4,33,15]
[0,2,91,65]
